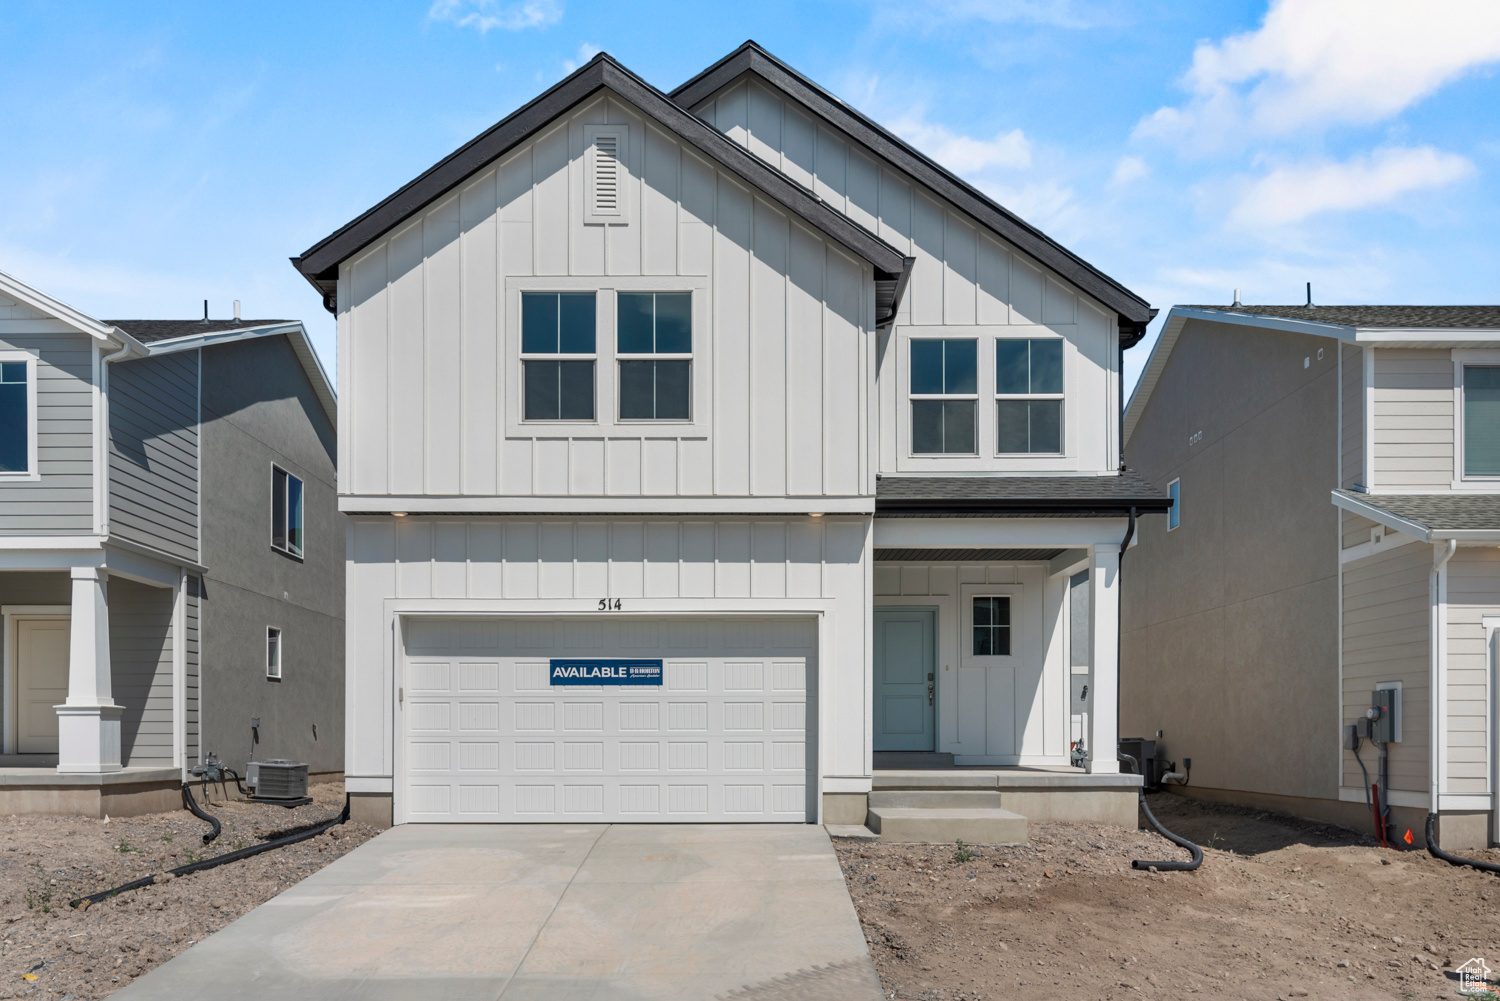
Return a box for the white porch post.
[1086,544,1121,775]
[56,566,122,773]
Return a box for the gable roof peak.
[672,42,1153,337]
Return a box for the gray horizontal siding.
[1342,544,1430,793]
[108,351,199,562]
[186,575,200,767]
[108,577,175,768]
[1447,548,1498,795]
[1373,349,1453,490]
[0,308,96,536]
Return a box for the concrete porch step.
[866,805,1027,845]
[870,789,1006,810]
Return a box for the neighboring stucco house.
[1122,302,1500,849]
[295,43,1167,834]
[0,270,343,816]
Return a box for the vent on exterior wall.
[585,125,629,225]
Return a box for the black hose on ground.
[1120,752,1203,872]
[181,782,221,845]
[222,767,248,796]
[68,795,351,910]
[1425,812,1500,875]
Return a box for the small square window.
[972,596,1011,656]
[266,627,282,680]
[1167,478,1181,531]
[271,466,304,558]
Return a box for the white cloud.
[562,42,601,74]
[887,113,1032,172]
[1108,155,1148,188]
[1138,0,1500,148]
[1227,145,1475,227]
[428,0,561,33]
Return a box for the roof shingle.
[1180,305,1500,329]
[106,319,292,344]
[1335,490,1500,533]
[876,471,1170,515]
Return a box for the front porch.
[0,557,196,816]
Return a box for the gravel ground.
[836,793,1500,1001]
[0,780,379,999]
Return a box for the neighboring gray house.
[0,269,342,816]
[1122,302,1500,850]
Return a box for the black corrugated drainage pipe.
[181,783,221,845]
[1425,813,1500,875]
[1120,752,1203,872]
[68,795,351,910]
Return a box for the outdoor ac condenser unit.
[248,760,309,800]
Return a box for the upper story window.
[522,292,596,421]
[1463,365,1500,477]
[271,465,304,559]
[910,338,977,454]
[618,292,691,420]
[1167,478,1181,531]
[995,338,1063,454]
[0,356,36,477]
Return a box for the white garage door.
[400,617,816,823]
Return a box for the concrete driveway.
[113,823,882,1000]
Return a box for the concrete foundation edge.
[1165,784,1490,850]
[822,792,868,826]
[350,791,393,829]
[0,780,181,819]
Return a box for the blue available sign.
[549,658,663,686]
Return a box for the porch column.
[56,567,122,773]
[1086,544,1120,775]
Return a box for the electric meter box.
[1371,688,1398,744]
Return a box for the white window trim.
[959,583,1023,668]
[614,292,695,424]
[0,351,40,481]
[502,277,713,440]
[907,334,980,457]
[993,335,1066,457]
[1167,478,1180,531]
[270,463,304,560]
[266,625,283,681]
[1451,349,1500,489]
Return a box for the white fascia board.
[345,776,394,794]
[0,270,123,344]
[1433,530,1500,543]
[1329,490,1432,542]
[0,549,106,572]
[1354,327,1500,344]
[873,516,1130,549]
[340,496,875,515]
[144,322,337,428]
[0,536,106,550]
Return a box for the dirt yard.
[836,793,1500,1001]
[0,780,379,999]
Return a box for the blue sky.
[3,0,1498,391]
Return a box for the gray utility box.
[1371,688,1399,744]
[247,760,309,800]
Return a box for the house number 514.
[597,598,622,611]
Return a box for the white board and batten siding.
[1372,349,1453,490]
[692,76,1121,476]
[0,294,96,535]
[347,516,872,820]
[339,89,875,508]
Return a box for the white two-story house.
[298,43,1166,834]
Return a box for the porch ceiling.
[874,547,1065,562]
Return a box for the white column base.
[55,704,123,773]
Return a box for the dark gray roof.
[876,471,1171,515]
[1336,490,1500,532]
[672,41,1154,339]
[293,51,911,319]
[1182,305,1500,329]
[107,319,292,344]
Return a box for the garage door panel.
[401,618,815,823]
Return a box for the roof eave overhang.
[0,270,135,348]
[294,54,908,316]
[142,322,338,429]
[1330,489,1500,544]
[671,42,1152,330]
[875,498,1172,516]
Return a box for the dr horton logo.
[549,658,664,686]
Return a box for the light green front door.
[873,608,935,751]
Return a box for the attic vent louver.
[584,125,629,225]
